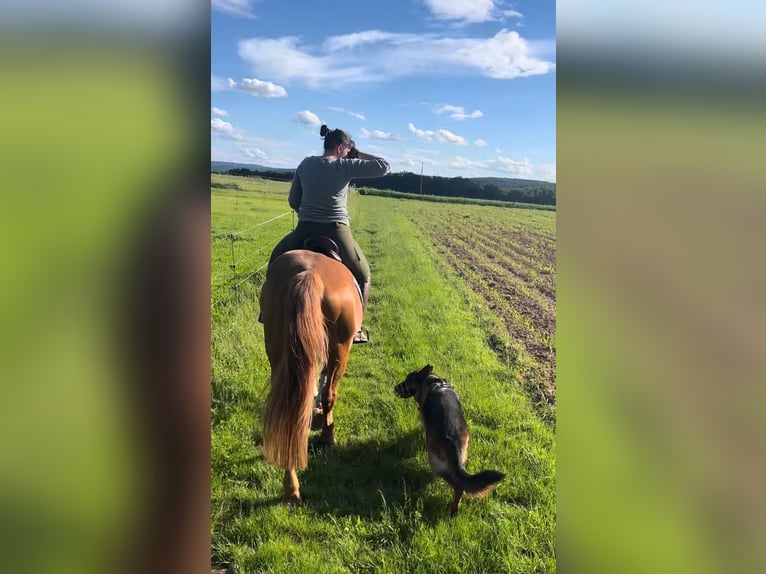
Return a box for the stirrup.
[352,326,369,344]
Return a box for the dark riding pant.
[268,221,370,286]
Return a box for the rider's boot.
[353,280,371,344]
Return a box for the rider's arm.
[343,153,390,179]
[288,172,302,212]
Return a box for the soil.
[430,229,557,408]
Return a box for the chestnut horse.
[260,249,363,504]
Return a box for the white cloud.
[323,30,410,51]
[502,10,524,20]
[212,0,256,19]
[423,0,523,24]
[237,29,554,89]
[359,127,371,138]
[421,153,553,180]
[449,156,487,170]
[402,157,440,169]
[211,118,244,141]
[228,77,287,98]
[211,107,229,117]
[292,110,323,127]
[328,106,367,120]
[435,105,462,114]
[424,0,497,23]
[386,152,554,180]
[238,36,374,90]
[474,139,487,146]
[243,148,267,161]
[460,30,554,79]
[408,123,467,145]
[436,129,467,144]
[434,104,484,120]
[370,130,400,141]
[490,155,534,176]
[211,118,231,132]
[538,163,556,182]
[408,123,433,139]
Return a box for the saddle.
[302,236,343,264]
[302,236,363,305]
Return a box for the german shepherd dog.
[395,365,505,516]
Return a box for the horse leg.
[310,371,327,431]
[283,469,301,505]
[317,343,350,446]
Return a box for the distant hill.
[211,163,555,206]
[359,171,555,206]
[470,177,556,193]
[212,162,554,190]
[211,161,294,174]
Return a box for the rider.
[268,124,390,343]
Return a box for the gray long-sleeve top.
[288,155,390,225]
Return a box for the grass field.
[211,175,556,573]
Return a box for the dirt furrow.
[435,244,556,405]
[457,229,556,300]
[436,233,556,326]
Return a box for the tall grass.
[211,177,556,573]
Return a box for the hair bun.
[320,124,329,137]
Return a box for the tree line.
[222,168,556,206]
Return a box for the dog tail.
[450,455,505,498]
[453,467,505,497]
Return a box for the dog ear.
[420,364,433,377]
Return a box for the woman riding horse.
[268,124,389,343]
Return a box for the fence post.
[229,234,239,298]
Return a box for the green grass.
[211,175,297,308]
[211,176,556,573]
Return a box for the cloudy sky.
[212,0,556,181]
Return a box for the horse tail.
[262,270,327,470]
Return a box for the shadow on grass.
[220,427,479,525]
[298,427,439,520]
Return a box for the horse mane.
[262,270,328,470]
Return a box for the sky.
[211,0,556,182]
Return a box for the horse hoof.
[283,493,302,506]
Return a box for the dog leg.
[450,487,464,517]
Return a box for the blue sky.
[211,0,556,181]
